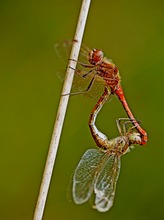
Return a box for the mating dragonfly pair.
[56,41,147,212]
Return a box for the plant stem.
[33,0,92,219]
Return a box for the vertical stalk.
[33,0,92,219]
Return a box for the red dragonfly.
[55,41,147,144]
[69,45,147,145]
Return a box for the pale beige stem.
[33,0,92,219]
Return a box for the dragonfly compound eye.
[89,49,104,65]
[129,132,142,145]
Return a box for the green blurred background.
[0,0,164,219]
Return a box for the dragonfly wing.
[73,149,106,204]
[94,154,121,212]
[55,40,106,100]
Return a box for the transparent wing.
[71,73,106,100]
[54,40,89,63]
[94,154,121,212]
[54,40,106,100]
[54,40,72,64]
[72,149,107,204]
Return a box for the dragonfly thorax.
[114,136,129,154]
[103,136,129,155]
[89,49,104,65]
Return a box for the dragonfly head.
[89,49,103,65]
[128,132,142,145]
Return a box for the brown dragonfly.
[73,100,141,212]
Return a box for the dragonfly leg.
[116,118,135,135]
[61,74,96,96]
[115,85,148,145]
[116,118,125,136]
[89,87,111,150]
[69,66,95,78]
[69,58,95,68]
[122,119,141,135]
[116,118,141,135]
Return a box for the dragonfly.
[72,132,140,212]
[72,85,142,212]
[55,41,147,144]
[67,43,147,145]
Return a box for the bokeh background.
[0,0,164,219]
